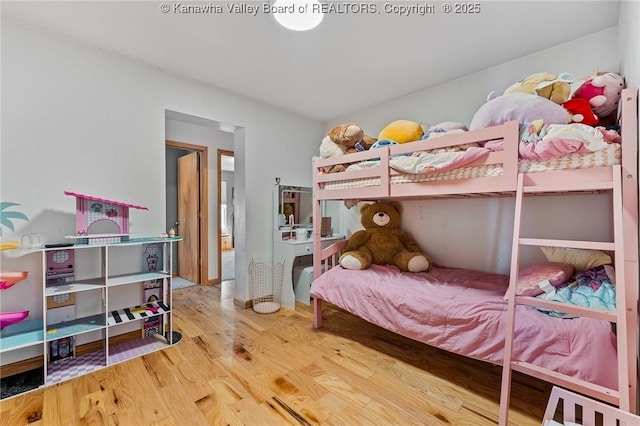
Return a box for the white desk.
[273,234,344,310]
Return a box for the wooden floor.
[0,282,551,425]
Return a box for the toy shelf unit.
[42,237,181,386]
[0,237,182,398]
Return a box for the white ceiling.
[2,1,620,122]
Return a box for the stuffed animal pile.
[319,123,376,173]
[339,201,431,273]
[500,70,624,127]
[320,70,623,174]
[320,120,427,173]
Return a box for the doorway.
[166,140,208,286]
[218,149,235,282]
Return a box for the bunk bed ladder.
[499,166,629,425]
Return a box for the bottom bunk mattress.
[310,264,618,390]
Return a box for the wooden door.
[178,152,200,283]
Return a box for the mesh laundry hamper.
[249,259,284,314]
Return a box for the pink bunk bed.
[310,87,638,424]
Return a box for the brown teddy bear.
[319,123,376,173]
[339,201,431,272]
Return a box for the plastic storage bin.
[293,265,313,305]
[293,264,324,305]
[249,259,284,314]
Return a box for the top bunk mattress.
[322,143,621,191]
[310,264,618,390]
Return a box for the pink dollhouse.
[64,191,148,244]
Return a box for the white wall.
[619,0,640,89]
[0,18,324,323]
[328,28,625,273]
[329,27,620,135]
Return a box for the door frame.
[166,140,209,285]
[217,149,234,283]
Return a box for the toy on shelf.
[20,232,43,249]
[0,271,28,290]
[64,191,149,245]
[45,249,75,286]
[1,269,30,331]
[131,306,160,315]
[0,310,29,329]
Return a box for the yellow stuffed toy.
[377,119,424,143]
[339,201,431,273]
[504,72,574,105]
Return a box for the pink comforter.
[310,265,618,389]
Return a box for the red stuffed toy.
[563,98,599,126]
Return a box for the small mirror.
[276,185,312,228]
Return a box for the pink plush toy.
[572,72,624,117]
